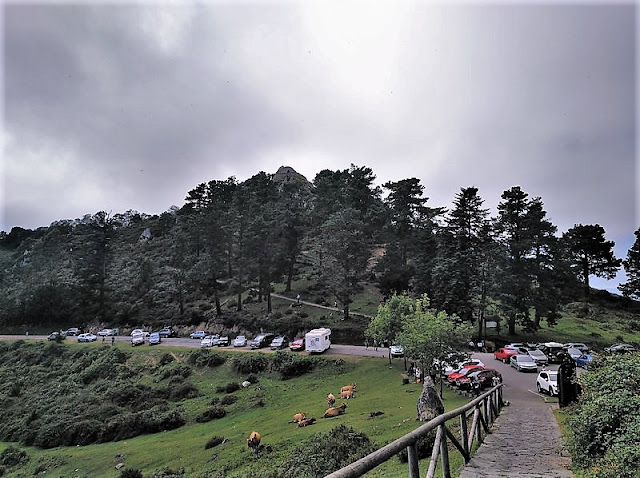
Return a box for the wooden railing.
[325,384,504,478]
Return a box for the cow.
[247,431,261,454]
[290,412,308,423]
[323,402,348,418]
[340,383,356,393]
[340,389,355,399]
[297,417,316,427]
[326,393,336,407]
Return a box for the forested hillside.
[1,165,638,340]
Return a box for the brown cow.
[247,431,261,454]
[297,417,316,427]
[326,393,336,407]
[340,383,356,393]
[290,412,308,423]
[323,402,348,418]
[340,389,355,399]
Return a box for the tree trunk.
[285,261,293,292]
[343,304,350,320]
[214,290,221,316]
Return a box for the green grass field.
[0,343,472,478]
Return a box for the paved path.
[459,353,573,478]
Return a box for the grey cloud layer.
[3,2,635,248]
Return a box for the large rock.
[417,375,445,422]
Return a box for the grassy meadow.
[0,341,470,478]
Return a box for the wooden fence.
[325,384,504,478]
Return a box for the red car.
[494,347,519,363]
[289,338,305,351]
[447,365,484,384]
[456,369,502,390]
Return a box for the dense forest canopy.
[1,165,638,337]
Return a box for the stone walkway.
[459,375,572,478]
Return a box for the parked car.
[457,369,502,390]
[565,347,583,361]
[390,345,404,358]
[131,333,145,346]
[575,353,594,368]
[130,329,150,338]
[494,347,519,363]
[536,370,558,396]
[289,338,305,351]
[200,335,216,348]
[233,335,248,347]
[97,329,116,336]
[510,354,538,372]
[564,342,589,352]
[460,359,485,369]
[251,333,276,349]
[190,330,206,340]
[158,328,173,338]
[504,342,525,350]
[537,343,566,363]
[526,349,549,366]
[447,366,484,384]
[604,343,637,353]
[216,336,230,347]
[148,333,161,345]
[77,333,97,342]
[270,336,290,350]
[47,331,66,341]
[65,328,81,336]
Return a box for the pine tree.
[619,228,640,299]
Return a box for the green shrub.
[187,350,226,368]
[271,351,316,379]
[567,353,640,478]
[230,354,269,374]
[215,382,240,394]
[195,406,226,423]
[204,436,226,450]
[120,469,144,478]
[0,447,29,467]
[158,353,175,366]
[265,425,374,477]
[147,468,185,478]
[156,364,192,381]
[219,395,237,406]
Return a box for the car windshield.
[518,355,535,363]
[547,372,558,381]
[529,350,543,356]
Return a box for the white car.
[564,342,589,352]
[390,345,404,358]
[130,329,150,338]
[537,370,558,396]
[98,329,116,336]
[77,333,97,342]
[510,354,538,372]
[131,333,145,346]
[233,335,247,347]
[200,336,215,348]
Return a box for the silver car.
[510,354,538,372]
[527,349,549,366]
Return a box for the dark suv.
[538,343,566,363]
[250,333,276,349]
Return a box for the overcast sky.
[2,1,637,292]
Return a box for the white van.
[305,328,331,354]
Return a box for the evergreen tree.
[563,224,621,298]
[619,228,640,299]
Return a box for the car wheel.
[537,383,541,393]
[503,358,508,364]
[549,388,555,397]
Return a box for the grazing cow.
[297,417,316,427]
[340,383,356,393]
[290,412,308,423]
[340,389,355,399]
[247,431,261,454]
[323,402,348,418]
[327,393,336,407]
